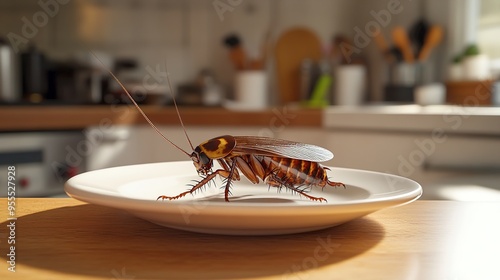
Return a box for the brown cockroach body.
[160,135,344,202]
[93,53,343,202]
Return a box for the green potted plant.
[462,44,490,81]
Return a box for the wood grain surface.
[0,106,322,132]
[1,199,500,279]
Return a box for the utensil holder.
[384,63,423,102]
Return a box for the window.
[477,0,500,71]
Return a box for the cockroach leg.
[157,169,230,201]
[286,184,327,202]
[327,180,345,188]
[266,173,327,202]
[223,160,238,202]
[324,167,345,188]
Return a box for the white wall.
[0,0,357,97]
[0,0,465,103]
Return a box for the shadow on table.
[1,203,385,279]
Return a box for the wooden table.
[1,199,499,279]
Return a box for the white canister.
[334,65,366,106]
[390,63,419,86]
[414,83,446,105]
[462,54,491,81]
[234,71,267,110]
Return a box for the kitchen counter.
[0,105,322,131]
[2,104,500,133]
[324,105,500,135]
[1,198,499,279]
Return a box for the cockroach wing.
[232,136,333,162]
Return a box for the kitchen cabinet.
[0,131,85,197]
[323,130,499,188]
[85,126,153,171]
[323,106,500,200]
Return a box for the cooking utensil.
[391,26,414,63]
[223,34,247,70]
[417,25,443,61]
[275,27,322,104]
[410,19,429,57]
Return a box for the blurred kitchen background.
[0,0,499,200]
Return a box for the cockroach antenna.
[164,59,195,151]
[89,51,191,157]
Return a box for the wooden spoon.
[418,25,443,61]
[392,26,414,63]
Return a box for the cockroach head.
[191,147,212,176]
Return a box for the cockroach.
[94,53,344,202]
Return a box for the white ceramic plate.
[65,161,422,235]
